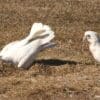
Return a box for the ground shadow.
[34,59,80,66]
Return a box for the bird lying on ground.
[83,31,100,62]
[0,23,55,69]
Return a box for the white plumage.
[83,31,100,62]
[0,23,55,69]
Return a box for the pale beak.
[82,36,86,52]
[82,36,86,42]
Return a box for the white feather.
[0,23,55,69]
[83,31,100,62]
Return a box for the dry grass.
[0,0,100,100]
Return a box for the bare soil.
[0,0,100,100]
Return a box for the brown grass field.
[0,0,100,100]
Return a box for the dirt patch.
[0,0,100,100]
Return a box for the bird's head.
[83,31,99,44]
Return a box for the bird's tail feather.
[40,30,55,45]
[40,42,56,51]
[27,23,52,41]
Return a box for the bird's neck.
[90,39,100,46]
[89,41,100,52]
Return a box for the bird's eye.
[87,35,91,38]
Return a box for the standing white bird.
[0,23,55,69]
[83,31,100,62]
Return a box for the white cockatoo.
[83,31,100,62]
[0,23,55,69]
